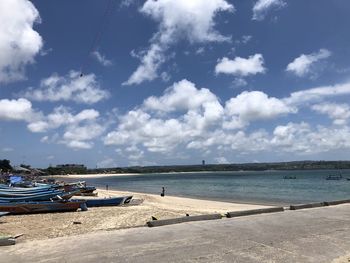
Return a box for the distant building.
[202,160,205,166]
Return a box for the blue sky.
[1,0,350,168]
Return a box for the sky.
[1,0,350,168]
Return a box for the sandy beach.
[0,188,270,242]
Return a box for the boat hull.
[0,200,86,214]
[83,196,132,207]
[0,190,80,202]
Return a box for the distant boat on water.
[283,176,296,179]
[326,174,343,180]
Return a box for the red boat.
[0,200,87,214]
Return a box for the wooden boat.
[82,196,132,207]
[0,200,87,214]
[0,190,80,202]
[0,212,9,217]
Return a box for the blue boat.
[0,188,61,197]
[0,190,79,202]
[83,196,132,207]
[0,184,57,192]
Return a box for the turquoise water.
[69,170,350,205]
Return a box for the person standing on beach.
[161,187,165,197]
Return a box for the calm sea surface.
[66,170,350,205]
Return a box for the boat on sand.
[80,196,133,207]
[0,200,87,214]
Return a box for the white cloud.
[91,51,113,67]
[0,0,43,83]
[0,98,36,121]
[286,49,331,78]
[312,103,350,125]
[124,0,234,85]
[63,123,105,142]
[64,140,93,150]
[26,106,105,150]
[105,79,295,156]
[215,156,229,164]
[252,0,286,21]
[27,106,100,133]
[104,79,350,163]
[232,78,248,87]
[144,79,221,113]
[271,122,350,154]
[224,91,296,129]
[284,81,350,106]
[23,70,109,104]
[215,54,266,77]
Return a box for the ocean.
[66,170,350,205]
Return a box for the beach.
[0,188,270,242]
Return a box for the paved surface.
[1,204,350,263]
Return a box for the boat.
[0,190,80,202]
[0,212,9,217]
[326,174,343,180]
[0,200,87,214]
[0,189,62,198]
[0,184,58,192]
[82,196,132,207]
[283,176,296,179]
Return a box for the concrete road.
[1,204,349,263]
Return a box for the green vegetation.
[45,166,87,175]
[0,159,12,173]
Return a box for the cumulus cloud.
[0,0,43,83]
[272,122,350,154]
[286,49,331,78]
[0,98,36,121]
[91,51,113,67]
[252,0,286,21]
[312,103,350,125]
[26,106,106,150]
[124,0,234,85]
[215,54,266,77]
[105,79,296,157]
[23,70,110,104]
[224,91,296,129]
[27,106,100,133]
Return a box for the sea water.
[70,170,350,205]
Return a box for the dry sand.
[0,189,270,242]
